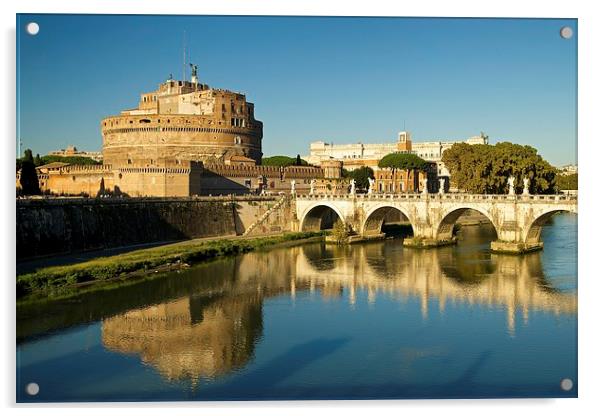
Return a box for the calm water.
[16,214,577,401]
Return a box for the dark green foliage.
[96,178,106,197]
[556,173,578,190]
[348,166,375,190]
[441,142,557,194]
[38,155,101,166]
[17,152,101,174]
[17,154,101,168]
[331,220,349,244]
[262,155,309,167]
[378,153,429,171]
[19,149,41,195]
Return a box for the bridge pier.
[402,236,457,248]
[490,240,544,254]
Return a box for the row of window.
[104,126,258,136]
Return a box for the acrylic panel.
[16,14,577,402]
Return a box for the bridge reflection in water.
[100,225,576,384]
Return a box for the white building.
[47,145,103,162]
[558,164,578,176]
[304,132,489,177]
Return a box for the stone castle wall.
[37,162,328,197]
[201,164,325,195]
[16,196,294,259]
[101,114,262,166]
[44,165,115,197]
[39,161,203,198]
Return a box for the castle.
[25,66,477,198]
[32,68,332,197]
[102,66,263,166]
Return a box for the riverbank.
[16,231,325,298]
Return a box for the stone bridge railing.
[294,192,577,254]
[297,193,577,203]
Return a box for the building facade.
[304,131,489,178]
[374,162,438,194]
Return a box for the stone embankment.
[17,195,296,260]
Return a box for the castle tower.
[320,160,343,179]
[397,131,412,152]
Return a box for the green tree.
[556,173,578,190]
[348,166,374,190]
[19,149,41,195]
[39,155,101,166]
[33,153,42,166]
[96,178,106,197]
[262,155,308,167]
[378,153,429,170]
[331,220,349,244]
[441,142,557,194]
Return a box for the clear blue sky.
[17,15,577,166]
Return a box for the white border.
[2,1,601,415]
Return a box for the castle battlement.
[51,164,113,174]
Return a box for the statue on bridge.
[508,175,516,195]
[309,179,316,195]
[368,177,375,195]
[350,179,356,195]
[439,178,446,195]
[290,180,296,195]
[422,177,429,195]
[522,177,530,195]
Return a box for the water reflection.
[102,295,263,383]
[97,225,576,383]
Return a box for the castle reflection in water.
[100,227,576,385]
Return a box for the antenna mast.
[182,31,186,81]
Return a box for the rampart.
[16,195,295,260]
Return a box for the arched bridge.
[295,193,577,253]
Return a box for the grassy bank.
[17,231,325,298]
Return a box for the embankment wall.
[17,196,294,260]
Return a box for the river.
[16,213,577,401]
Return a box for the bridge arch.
[300,203,346,232]
[435,206,498,242]
[362,204,414,237]
[524,208,577,245]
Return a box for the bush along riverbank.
[17,231,326,298]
